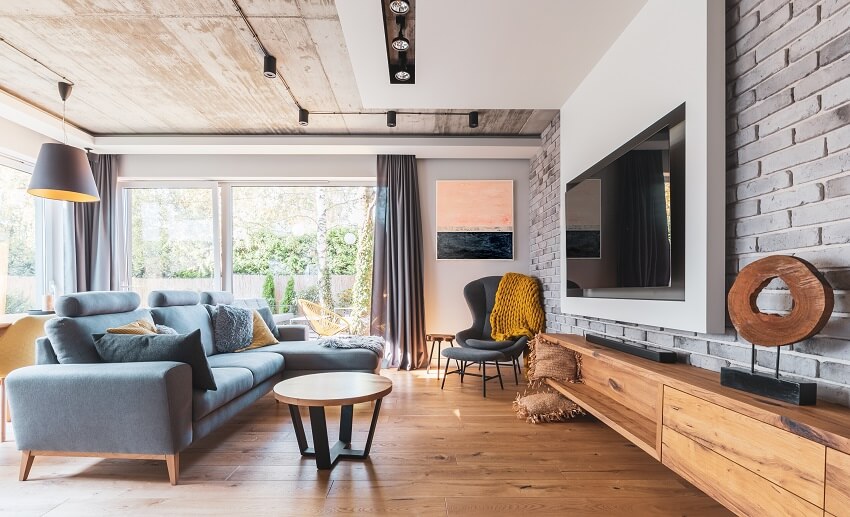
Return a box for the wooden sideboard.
[542,333,850,517]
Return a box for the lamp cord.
[62,99,67,144]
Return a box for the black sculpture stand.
[720,345,817,406]
[288,400,383,470]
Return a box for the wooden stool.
[426,333,455,378]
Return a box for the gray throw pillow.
[93,329,217,390]
[45,317,103,364]
[257,306,280,340]
[156,324,178,335]
[213,304,253,353]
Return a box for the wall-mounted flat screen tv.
[565,103,685,301]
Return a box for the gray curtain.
[70,153,118,292]
[371,155,427,370]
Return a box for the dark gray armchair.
[456,276,528,383]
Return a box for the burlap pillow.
[513,391,584,424]
[527,335,581,387]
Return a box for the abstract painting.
[436,180,513,260]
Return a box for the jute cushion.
[513,391,584,424]
[527,335,581,387]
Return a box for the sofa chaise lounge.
[5,289,381,484]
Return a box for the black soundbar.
[585,333,678,363]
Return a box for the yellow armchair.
[0,314,52,441]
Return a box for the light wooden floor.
[0,367,730,516]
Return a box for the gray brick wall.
[529,0,850,406]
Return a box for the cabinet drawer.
[663,387,825,507]
[662,427,821,517]
[827,448,850,516]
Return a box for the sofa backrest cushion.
[55,291,141,317]
[233,298,280,340]
[148,290,201,308]
[150,304,216,356]
[200,291,234,305]
[44,308,154,364]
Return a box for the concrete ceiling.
[0,0,645,137]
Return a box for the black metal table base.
[288,400,383,470]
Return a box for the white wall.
[418,158,530,335]
[558,0,725,333]
[0,117,55,165]
[118,154,376,182]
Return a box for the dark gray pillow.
[257,306,280,340]
[213,304,253,353]
[45,317,103,364]
[93,329,217,390]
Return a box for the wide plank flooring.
[0,367,729,516]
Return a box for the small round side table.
[426,333,455,378]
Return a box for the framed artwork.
[436,180,513,260]
[565,179,601,259]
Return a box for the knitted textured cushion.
[513,391,584,424]
[106,319,157,335]
[155,324,178,335]
[212,304,254,353]
[527,335,581,387]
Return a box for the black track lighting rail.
[0,36,74,85]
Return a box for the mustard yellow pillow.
[107,319,157,335]
[238,310,279,351]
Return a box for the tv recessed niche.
[565,103,685,301]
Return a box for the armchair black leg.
[441,359,450,389]
[495,361,504,390]
[513,357,519,385]
[482,362,486,398]
[459,360,465,383]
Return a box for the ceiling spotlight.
[389,0,410,15]
[394,69,411,82]
[469,111,479,128]
[299,108,309,126]
[263,54,277,79]
[394,53,410,82]
[392,34,410,51]
[387,111,397,127]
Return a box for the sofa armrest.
[6,362,193,455]
[277,324,309,341]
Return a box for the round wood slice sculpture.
[728,256,833,347]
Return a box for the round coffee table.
[273,372,392,470]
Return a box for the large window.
[124,186,218,304]
[0,164,37,313]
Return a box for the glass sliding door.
[123,185,219,304]
[0,164,38,313]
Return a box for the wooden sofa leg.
[166,453,179,485]
[19,450,34,481]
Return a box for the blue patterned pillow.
[213,304,253,353]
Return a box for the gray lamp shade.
[28,143,100,202]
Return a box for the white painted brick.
[821,361,850,384]
[728,198,760,219]
[645,331,674,347]
[792,196,850,225]
[794,244,850,270]
[730,50,757,77]
[756,52,818,100]
[790,3,850,61]
[709,342,752,362]
[738,129,793,164]
[828,124,850,153]
[754,5,820,62]
[737,4,792,55]
[758,95,821,136]
[760,137,826,173]
[822,221,850,245]
[760,182,824,212]
[733,236,757,253]
[823,0,850,18]
[728,161,761,184]
[729,90,757,115]
[820,31,850,66]
[795,54,850,99]
[757,226,820,252]
[737,211,791,236]
[756,350,820,377]
[737,170,792,199]
[688,354,730,372]
[738,89,793,127]
[736,50,788,95]
[795,105,850,142]
[795,336,850,361]
[826,174,850,198]
[623,327,646,341]
[674,336,709,354]
[792,149,850,183]
[729,124,758,149]
[822,76,850,110]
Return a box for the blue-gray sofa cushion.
[193,367,253,421]
[212,304,253,353]
[257,306,280,340]
[148,290,201,308]
[45,309,154,364]
[245,341,380,371]
[200,291,234,305]
[151,305,216,356]
[206,352,283,387]
[93,330,217,391]
[56,291,142,317]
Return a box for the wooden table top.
[273,372,392,407]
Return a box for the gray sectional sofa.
[6,289,381,484]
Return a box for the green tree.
[280,276,296,313]
[262,274,276,312]
[350,187,376,335]
[326,227,358,275]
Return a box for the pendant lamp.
[28,82,100,203]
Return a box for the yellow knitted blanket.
[490,272,545,341]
